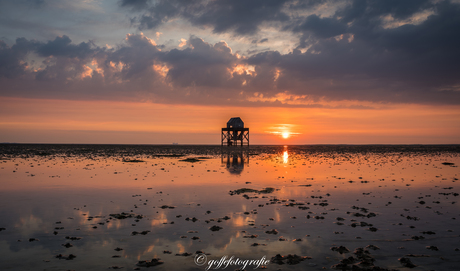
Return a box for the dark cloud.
[250,38,269,44]
[338,0,434,24]
[161,37,237,87]
[119,0,150,10]
[1,0,460,106]
[269,0,460,104]
[123,0,291,35]
[294,14,347,39]
[188,0,290,35]
[259,38,269,43]
[105,33,161,80]
[0,36,99,77]
[129,0,203,30]
[0,0,45,7]
[36,35,96,59]
[0,39,29,78]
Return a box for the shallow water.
[0,145,459,270]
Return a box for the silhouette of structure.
[221,117,249,146]
[221,151,249,174]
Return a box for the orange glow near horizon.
[0,97,459,144]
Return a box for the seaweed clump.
[229,187,276,195]
[136,258,164,267]
[270,254,311,265]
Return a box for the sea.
[0,144,459,270]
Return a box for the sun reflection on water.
[283,150,289,164]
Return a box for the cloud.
[160,37,238,88]
[187,0,290,35]
[337,0,434,24]
[35,35,96,59]
[259,38,269,43]
[0,0,46,8]
[123,0,291,35]
[1,0,460,106]
[119,0,150,10]
[0,39,29,78]
[293,14,347,39]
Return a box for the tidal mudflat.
[0,144,459,270]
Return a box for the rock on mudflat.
[160,205,175,209]
[270,254,311,265]
[209,225,223,231]
[399,257,417,268]
[426,246,439,251]
[365,245,380,250]
[55,254,76,260]
[65,236,82,240]
[175,252,192,256]
[109,213,139,219]
[131,230,150,236]
[265,229,278,234]
[136,258,164,267]
[331,246,350,254]
[250,243,266,246]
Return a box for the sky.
[0,0,459,144]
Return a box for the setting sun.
[282,132,290,139]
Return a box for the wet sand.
[0,144,459,270]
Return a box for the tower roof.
[227,117,244,128]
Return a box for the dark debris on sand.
[331,246,399,271]
[399,257,417,268]
[270,254,311,265]
[179,157,210,163]
[55,254,76,260]
[109,212,143,220]
[209,225,223,231]
[229,187,276,195]
[122,158,145,163]
[331,246,350,254]
[136,258,164,267]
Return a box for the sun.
[282,132,290,139]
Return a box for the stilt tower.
[221,117,249,146]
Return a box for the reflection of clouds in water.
[232,214,256,228]
[176,242,185,254]
[135,239,161,260]
[150,212,168,226]
[146,244,156,254]
[241,203,248,212]
[274,209,281,223]
[106,218,122,230]
[14,214,44,237]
